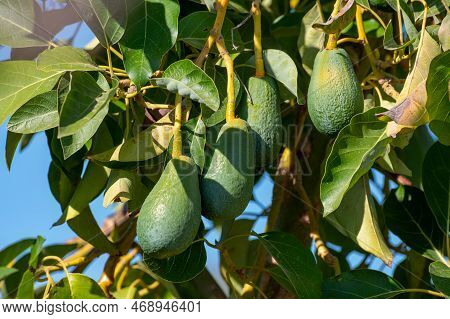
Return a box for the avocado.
[201,118,255,221]
[239,75,282,167]
[137,156,201,259]
[307,48,364,136]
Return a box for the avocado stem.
[355,5,381,77]
[195,0,230,67]
[325,0,342,50]
[216,36,236,123]
[251,0,265,77]
[172,94,183,158]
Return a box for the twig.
[195,0,230,67]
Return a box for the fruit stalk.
[216,36,235,122]
[172,94,183,158]
[325,0,342,50]
[251,0,265,77]
[355,5,380,77]
[195,0,230,67]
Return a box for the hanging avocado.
[137,156,201,259]
[308,48,364,136]
[201,118,255,221]
[238,75,282,167]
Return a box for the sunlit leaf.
[68,0,126,47]
[7,91,59,134]
[0,61,62,126]
[36,46,99,72]
[49,273,106,299]
[326,176,392,265]
[0,0,50,47]
[152,60,220,111]
[321,108,390,216]
[58,72,117,138]
[120,0,179,88]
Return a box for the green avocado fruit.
[238,75,282,167]
[307,48,364,136]
[201,118,255,221]
[137,156,201,259]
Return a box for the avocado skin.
[201,118,255,221]
[137,156,201,259]
[308,48,364,136]
[239,76,282,167]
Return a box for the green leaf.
[28,236,45,268]
[297,2,325,75]
[178,11,243,51]
[0,267,17,281]
[384,186,446,262]
[377,144,412,176]
[60,105,109,160]
[0,61,62,126]
[313,0,356,34]
[429,261,450,296]
[256,231,322,298]
[49,273,106,299]
[383,20,415,50]
[184,116,206,171]
[58,72,117,138]
[103,169,148,212]
[430,120,450,146]
[426,51,450,122]
[7,91,58,134]
[152,60,220,111]
[93,110,173,163]
[321,108,391,216]
[119,0,179,88]
[422,142,450,235]
[322,270,404,298]
[0,0,49,47]
[5,131,21,170]
[68,0,126,47]
[16,270,34,299]
[144,226,207,283]
[240,49,299,101]
[0,238,34,266]
[326,176,392,265]
[36,46,99,72]
[16,236,45,299]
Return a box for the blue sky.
[0,21,403,293]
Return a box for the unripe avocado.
[201,118,255,221]
[239,75,282,167]
[307,48,364,136]
[137,156,201,259]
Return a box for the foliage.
[0,0,449,299]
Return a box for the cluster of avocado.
[137,45,364,259]
[137,75,282,259]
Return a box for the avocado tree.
[0,0,449,299]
